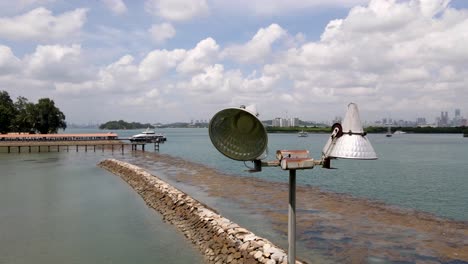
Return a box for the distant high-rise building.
[272,118,281,127]
[382,118,393,125]
[272,117,299,127]
[454,109,462,126]
[416,117,426,126]
[290,118,299,127]
[438,111,449,127]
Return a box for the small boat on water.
[393,130,406,135]
[298,130,308,137]
[130,128,166,142]
[386,124,392,137]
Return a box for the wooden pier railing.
[0,142,147,154]
[0,133,162,154]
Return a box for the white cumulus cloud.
[222,24,287,64]
[3,0,468,123]
[0,7,87,42]
[145,0,209,21]
[213,0,368,15]
[270,0,468,118]
[148,23,176,44]
[177,37,219,74]
[25,44,84,81]
[0,45,21,75]
[101,0,127,15]
[138,49,186,81]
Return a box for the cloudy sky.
[1,0,467,124]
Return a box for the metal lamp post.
[209,103,377,264]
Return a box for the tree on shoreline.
[0,91,16,133]
[0,90,67,134]
[35,98,67,134]
[13,96,36,133]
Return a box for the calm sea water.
[112,128,468,221]
[1,128,467,263]
[0,151,203,264]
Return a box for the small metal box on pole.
[208,103,377,263]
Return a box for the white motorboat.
[298,130,308,137]
[130,128,166,142]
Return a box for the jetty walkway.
[0,133,159,153]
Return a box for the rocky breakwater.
[98,159,303,264]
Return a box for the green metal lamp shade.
[209,107,268,161]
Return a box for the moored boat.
[386,124,392,137]
[130,128,166,142]
[298,130,308,137]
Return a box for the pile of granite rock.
[99,159,303,264]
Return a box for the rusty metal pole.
[288,169,296,264]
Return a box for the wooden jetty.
[0,133,119,141]
[0,133,160,154]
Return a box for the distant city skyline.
[68,107,467,128]
[1,1,468,124]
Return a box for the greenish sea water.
[1,128,467,263]
[0,151,203,264]
[112,128,468,221]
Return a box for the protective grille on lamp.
[209,107,268,161]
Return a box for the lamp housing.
[209,105,268,161]
[322,103,377,160]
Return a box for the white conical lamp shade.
[322,103,377,160]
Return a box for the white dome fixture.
[209,102,377,264]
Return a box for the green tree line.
[266,126,468,134]
[99,120,155,130]
[0,90,66,134]
[365,126,467,134]
[266,126,331,133]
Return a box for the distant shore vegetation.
[266,126,468,134]
[365,126,467,134]
[99,120,155,130]
[0,90,66,134]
